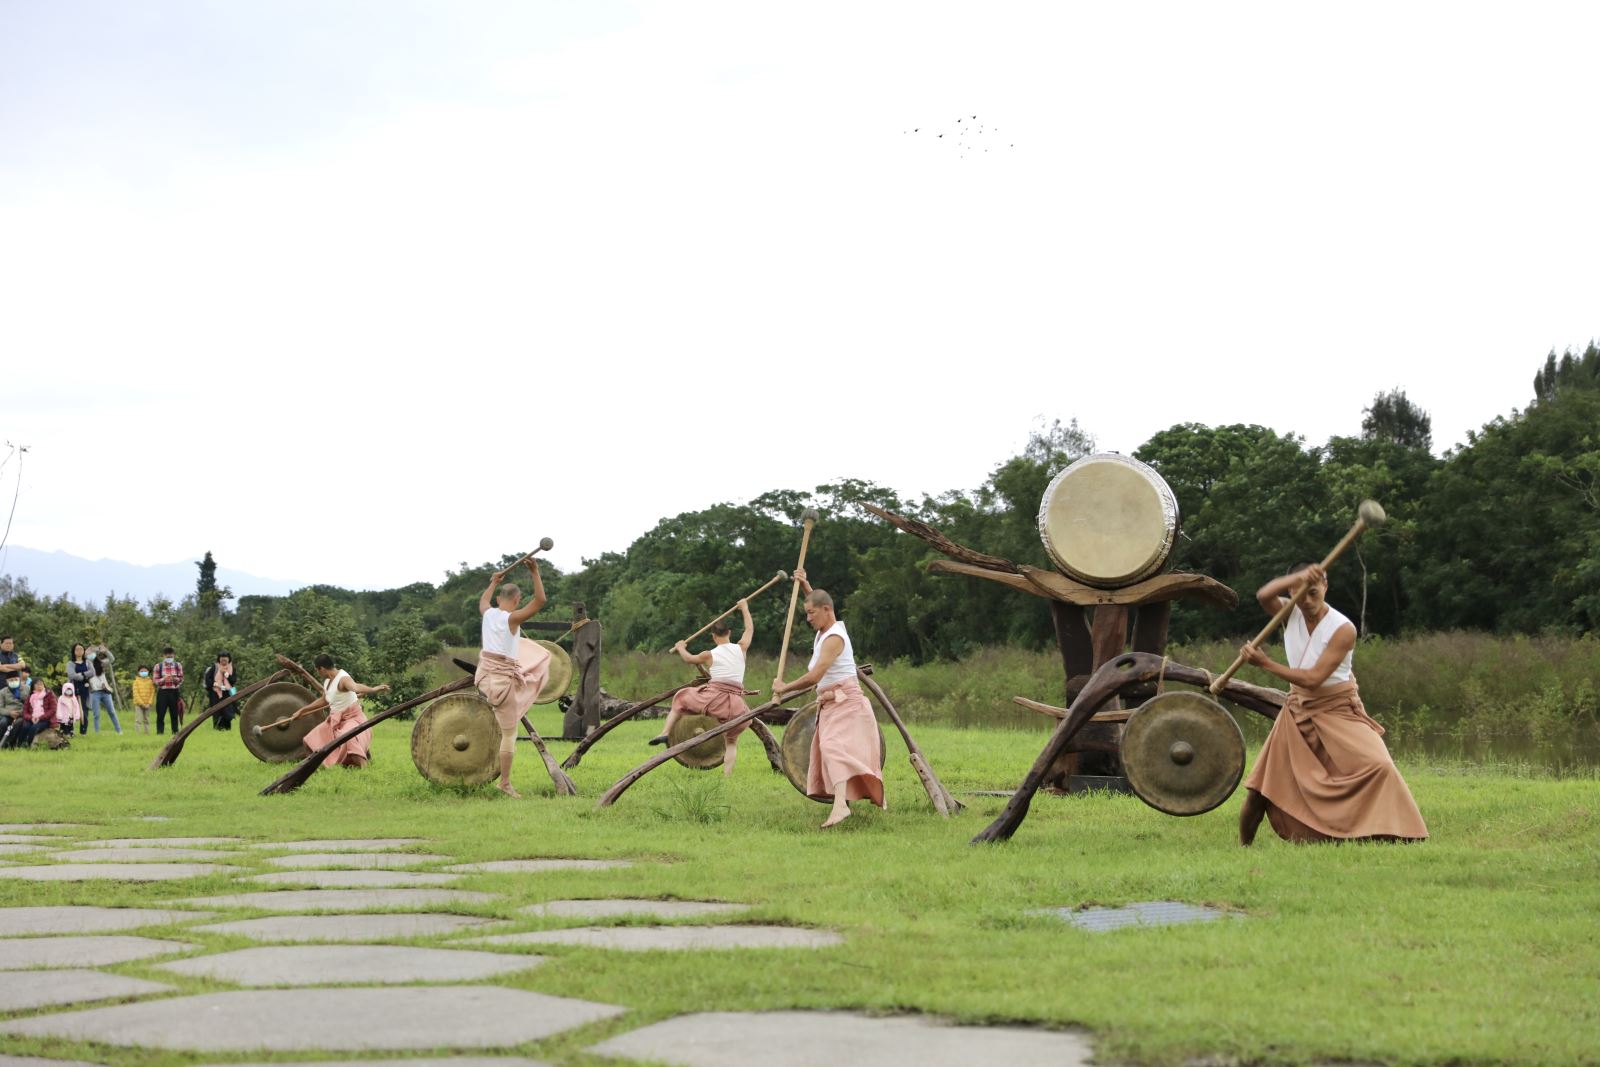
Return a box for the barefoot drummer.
[476,551,550,798]
[651,598,755,778]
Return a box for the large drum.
[411,691,499,786]
[240,682,327,763]
[779,702,887,803]
[1037,453,1180,587]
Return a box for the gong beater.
[240,681,327,763]
[667,712,729,770]
[779,701,888,802]
[1119,690,1245,816]
[410,691,501,786]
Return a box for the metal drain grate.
[1037,900,1237,932]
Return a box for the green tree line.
[3,344,1597,683]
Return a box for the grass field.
[0,706,1596,1067]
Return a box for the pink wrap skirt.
[805,679,884,806]
[476,645,550,731]
[302,704,371,767]
[670,680,754,741]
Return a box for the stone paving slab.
[444,859,631,874]
[0,824,85,833]
[0,969,175,1011]
[0,906,217,935]
[176,889,498,912]
[83,837,241,848]
[520,900,749,920]
[263,852,452,869]
[588,1011,1094,1066]
[157,944,545,985]
[468,925,842,951]
[129,815,173,821]
[206,1061,553,1067]
[0,935,194,969]
[244,838,426,852]
[0,843,50,855]
[0,1056,110,1067]
[0,834,63,843]
[49,847,244,862]
[1035,901,1238,932]
[0,863,239,882]
[193,913,499,942]
[0,986,626,1051]
[242,870,461,889]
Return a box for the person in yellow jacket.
[130,666,156,735]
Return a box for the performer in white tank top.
[290,654,391,769]
[475,554,549,798]
[660,598,755,776]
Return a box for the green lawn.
[0,708,1595,1067]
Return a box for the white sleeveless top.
[481,607,520,659]
[324,670,359,714]
[1285,604,1354,687]
[809,620,856,690]
[707,642,745,684]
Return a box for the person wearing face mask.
[152,647,185,735]
[1236,563,1429,847]
[0,635,25,712]
[131,665,156,734]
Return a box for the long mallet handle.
[1210,500,1387,695]
[672,570,788,651]
[499,537,555,575]
[774,510,819,689]
[253,702,322,735]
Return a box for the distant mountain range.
[0,546,303,606]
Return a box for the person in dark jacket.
[204,651,240,730]
[65,643,93,735]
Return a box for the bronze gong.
[410,692,500,787]
[779,702,887,803]
[1120,690,1245,816]
[532,640,572,705]
[667,712,728,770]
[240,681,326,763]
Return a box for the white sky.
[3,1,1597,590]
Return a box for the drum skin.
[779,702,887,803]
[411,692,500,786]
[1120,690,1245,816]
[1037,452,1180,587]
[240,682,327,763]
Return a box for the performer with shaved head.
[1237,563,1428,846]
[476,556,549,798]
[651,597,755,778]
[774,569,884,828]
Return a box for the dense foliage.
[3,346,1596,682]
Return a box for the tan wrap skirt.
[670,680,754,741]
[475,644,550,732]
[1243,679,1428,842]
[302,704,370,767]
[805,679,885,806]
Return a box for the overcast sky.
[3,1,1596,591]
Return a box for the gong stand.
[866,504,1239,791]
[148,669,299,770]
[970,652,1284,844]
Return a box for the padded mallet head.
[1358,499,1387,528]
[801,508,820,526]
[538,536,554,551]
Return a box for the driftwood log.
[856,670,962,817]
[970,652,1285,845]
[148,669,299,769]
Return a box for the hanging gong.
[410,691,499,786]
[240,681,326,763]
[667,712,727,770]
[1120,690,1245,816]
[531,640,572,705]
[779,702,888,803]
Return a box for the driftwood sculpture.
[148,669,299,769]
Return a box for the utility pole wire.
[0,444,28,574]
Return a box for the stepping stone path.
[0,834,62,844]
[1035,901,1238,932]
[587,1011,1095,1066]
[245,839,426,852]
[445,859,631,874]
[207,1061,553,1067]
[0,1056,108,1067]
[0,906,215,935]
[263,852,452,869]
[193,913,498,942]
[0,970,175,1012]
[84,837,241,848]
[0,843,50,855]
[0,935,194,969]
[242,870,461,889]
[0,987,625,1051]
[0,824,83,833]
[0,863,238,882]
[467,925,842,952]
[521,899,748,920]
[130,815,173,821]
[49,847,243,862]
[158,944,544,985]
[178,889,497,911]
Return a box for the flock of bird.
[904,115,1014,158]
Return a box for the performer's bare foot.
[821,802,852,829]
[1239,788,1266,847]
[497,780,522,799]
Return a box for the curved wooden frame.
[148,669,298,769]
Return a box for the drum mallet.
[774,509,820,692]
[671,570,788,652]
[252,703,320,737]
[1210,499,1387,695]
[500,537,555,574]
